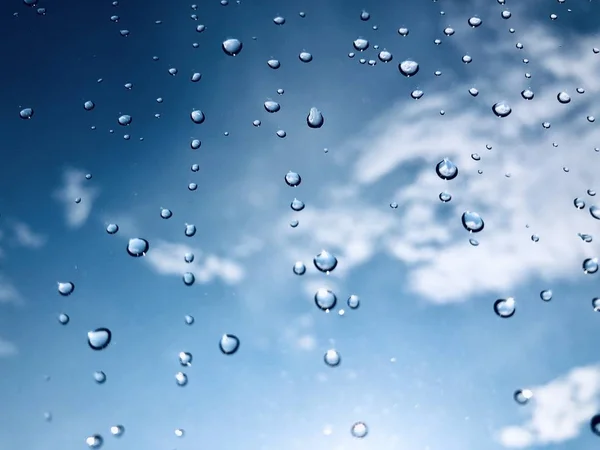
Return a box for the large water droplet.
[93,371,107,384]
[353,38,369,51]
[219,334,240,355]
[313,250,338,273]
[557,92,571,104]
[222,38,242,56]
[583,258,599,274]
[540,290,553,302]
[299,51,313,62]
[86,434,103,449]
[179,351,192,366]
[590,206,600,219]
[58,282,75,296]
[351,422,368,438]
[110,425,125,437]
[315,288,337,310]
[494,297,516,318]
[324,349,341,367]
[461,212,484,232]
[175,372,188,386]
[19,107,34,119]
[398,60,419,77]
[285,171,301,187]
[468,16,482,27]
[127,238,149,257]
[117,114,132,126]
[88,328,112,350]
[190,110,205,124]
[264,100,280,113]
[347,294,360,309]
[307,107,324,128]
[513,388,533,405]
[293,261,306,275]
[492,102,512,117]
[435,158,458,180]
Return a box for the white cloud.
[497,364,600,447]
[11,221,46,248]
[263,18,600,304]
[0,336,17,357]
[144,240,244,285]
[53,168,99,228]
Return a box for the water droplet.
[293,261,306,275]
[86,434,103,448]
[219,334,240,355]
[469,87,479,97]
[183,272,195,286]
[307,107,324,128]
[222,38,242,56]
[542,122,551,129]
[469,238,479,246]
[190,139,201,150]
[273,15,285,25]
[411,89,424,99]
[44,411,52,421]
[291,198,305,211]
[494,297,516,318]
[587,115,595,123]
[277,129,287,138]
[592,298,600,312]
[360,10,370,21]
[557,92,571,104]
[110,425,124,437]
[324,349,341,367]
[58,281,75,296]
[514,388,533,405]
[184,224,197,237]
[468,16,482,27]
[285,171,301,187]
[501,10,512,19]
[439,191,452,202]
[521,89,534,100]
[462,212,484,232]
[540,290,553,301]
[398,27,409,36]
[117,114,132,126]
[190,110,205,124]
[57,313,70,325]
[84,100,95,111]
[347,294,360,309]
[191,72,201,82]
[443,27,455,36]
[290,220,299,228]
[299,51,313,62]
[492,102,512,117]
[88,328,112,350]
[313,250,338,273]
[93,371,107,384]
[252,119,261,127]
[184,314,195,325]
[175,428,185,437]
[590,206,600,219]
[462,55,472,63]
[583,258,599,274]
[267,59,281,69]
[378,50,393,62]
[398,60,419,77]
[353,38,369,51]
[175,372,188,386]
[127,238,149,257]
[179,351,192,366]
[315,288,337,311]
[435,158,458,180]
[351,422,368,438]
[264,100,280,113]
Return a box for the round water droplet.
[19,107,34,119]
[468,16,482,27]
[443,27,455,36]
[184,314,195,325]
[293,261,306,275]
[191,72,201,82]
[411,89,424,99]
[219,334,240,355]
[501,10,512,19]
[106,223,119,234]
[494,297,516,318]
[267,59,281,69]
[190,110,205,124]
[590,206,600,219]
[183,272,195,286]
[353,38,369,51]
[347,294,360,309]
[583,258,599,274]
[290,220,299,228]
[185,224,197,237]
[435,158,458,180]
[469,87,479,97]
[58,313,70,325]
[276,129,287,138]
[175,428,185,437]
[351,422,368,438]
[299,51,313,62]
[557,92,571,104]
[86,434,103,449]
[439,191,452,202]
[592,298,600,312]
[314,288,337,310]
[591,414,600,436]
[273,15,285,25]
[360,10,370,20]
[513,389,533,405]
[264,100,280,113]
[378,50,392,62]
[461,211,484,232]
[110,425,125,437]
[285,171,301,187]
[222,38,242,56]
[291,198,305,211]
[58,281,75,296]
[540,290,553,301]
[84,100,95,111]
[313,250,338,273]
[521,89,534,100]
[492,102,512,117]
[398,60,419,77]
[179,351,192,366]
[93,370,107,384]
[88,328,112,350]
[324,349,341,367]
[175,372,188,386]
[190,139,201,150]
[117,114,132,126]
[307,107,324,128]
[127,238,149,257]
[462,55,472,63]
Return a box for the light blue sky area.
[1,0,600,449]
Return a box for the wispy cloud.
[0,276,22,305]
[497,364,600,447]
[53,168,99,228]
[10,221,46,249]
[0,336,17,357]
[144,240,245,285]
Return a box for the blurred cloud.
[0,336,17,357]
[145,240,245,285]
[52,168,99,228]
[497,364,600,447]
[10,221,46,248]
[0,275,22,305]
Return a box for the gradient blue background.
[1,0,600,449]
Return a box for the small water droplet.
[583,258,599,274]
[461,211,484,232]
[86,434,104,449]
[110,425,124,437]
[494,297,516,318]
[324,349,341,367]
[88,328,112,350]
[307,107,324,128]
[222,38,242,56]
[557,91,571,104]
[190,110,205,124]
[351,422,368,438]
[175,372,188,386]
[514,388,533,405]
[468,16,482,27]
[299,51,313,62]
[117,114,132,126]
[540,290,553,301]
[127,238,149,257]
[178,351,192,366]
[315,288,337,311]
[436,158,458,180]
[183,272,195,286]
[219,334,240,355]
[398,60,419,77]
[313,250,338,273]
[184,314,195,325]
[285,171,301,187]
[347,295,360,309]
[58,281,75,296]
[93,371,107,384]
[492,102,512,117]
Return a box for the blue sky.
[1,0,600,449]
